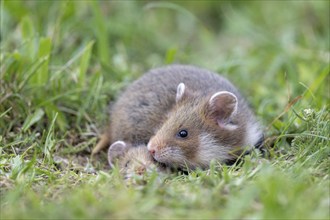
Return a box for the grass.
[0,1,329,219]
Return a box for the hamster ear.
[108,141,129,168]
[208,91,238,127]
[176,83,192,103]
[176,83,186,102]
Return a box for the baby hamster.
[108,141,166,181]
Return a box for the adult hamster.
[96,65,263,169]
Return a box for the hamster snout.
[147,137,187,167]
[147,138,166,162]
[147,137,161,159]
[122,158,156,180]
[135,166,146,175]
[148,149,156,157]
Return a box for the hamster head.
[147,83,251,169]
[108,141,161,180]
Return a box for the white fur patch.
[245,122,262,149]
[209,91,238,116]
[176,83,185,102]
[197,133,230,167]
[147,142,152,151]
[217,121,238,131]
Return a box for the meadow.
[0,1,329,219]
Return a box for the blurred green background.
[0,1,329,219]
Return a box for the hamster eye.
[124,161,130,168]
[177,130,188,138]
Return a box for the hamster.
[96,65,263,169]
[108,141,166,180]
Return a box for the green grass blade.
[30,37,52,85]
[90,2,110,66]
[43,112,58,163]
[78,41,94,87]
[20,16,36,60]
[22,108,45,132]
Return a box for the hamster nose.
[149,149,156,156]
[136,167,146,175]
